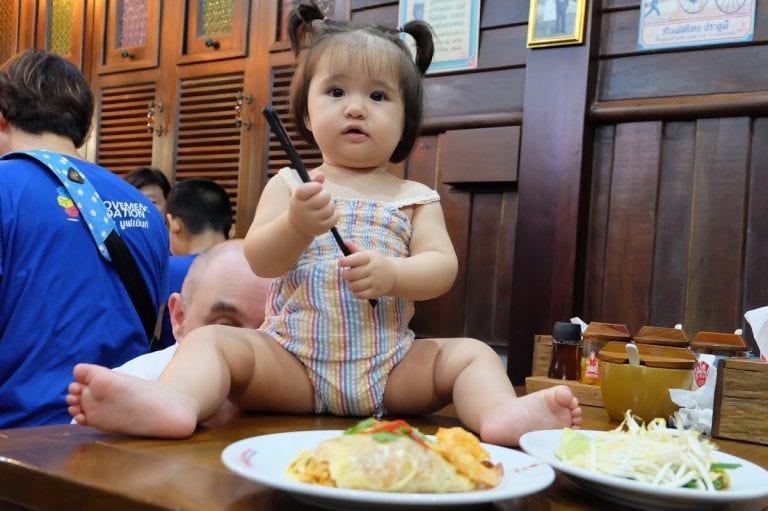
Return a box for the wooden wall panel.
[494,191,517,343]
[424,68,525,119]
[685,118,750,333]
[508,10,596,381]
[649,122,695,328]
[584,117,766,342]
[599,46,768,102]
[465,193,505,341]
[481,1,528,24]
[600,122,661,332]
[479,25,528,68]
[743,119,768,347]
[582,125,615,320]
[599,8,639,56]
[440,127,519,184]
[409,134,468,338]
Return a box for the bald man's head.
[169,239,271,341]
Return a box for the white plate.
[519,429,768,510]
[221,429,555,510]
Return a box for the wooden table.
[0,406,766,511]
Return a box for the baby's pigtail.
[400,21,435,75]
[288,1,326,55]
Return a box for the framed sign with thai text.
[638,0,755,51]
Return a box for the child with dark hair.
[67,2,581,445]
[166,178,232,255]
[0,49,168,427]
[155,178,234,349]
[124,167,171,215]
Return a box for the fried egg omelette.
[286,418,503,492]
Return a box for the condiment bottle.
[548,322,582,380]
[579,322,631,385]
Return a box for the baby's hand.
[340,242,396,299]
[289,173,337,238]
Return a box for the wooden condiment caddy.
[712,358,768,446]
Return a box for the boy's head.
[0,49,94,148]
[288,2,434,163]
[166,178,233,254]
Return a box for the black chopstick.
[262,106,377,308]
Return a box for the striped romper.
[259,168,441,416]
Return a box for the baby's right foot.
[66,363,198,438]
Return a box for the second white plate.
[519,429,768,510]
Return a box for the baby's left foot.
[479,385,581,446]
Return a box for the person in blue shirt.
[0,49,169,427]
[156,178,233,348]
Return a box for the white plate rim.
[519,429,768,504]
[221,429,555,506]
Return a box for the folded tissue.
[669,354,716,434]
[744,305,768,361]
[670,305,768,433]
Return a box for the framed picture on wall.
[527,0,588,48]
[397,0,480,73]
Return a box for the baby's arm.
[341,201,458,301]
[244,172,337,277]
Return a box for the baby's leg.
[67,364,198,437]
[384,338,581,446]
[67,325,310,437]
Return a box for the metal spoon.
[626,342,641,366]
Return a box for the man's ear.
[0,112,8,130]
[167,215,183,236]
[167,292,186,342]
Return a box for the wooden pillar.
[508,2,599,384]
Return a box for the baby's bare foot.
[66,363,198,438]
[478,385,581,446]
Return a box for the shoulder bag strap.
[2,150,159,348]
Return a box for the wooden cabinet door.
[95,0,161,74]
[96,82,161,175]
[0,0,24,63]
[36,0,86,67]
[173,70,252,228]
[178,0,250,64]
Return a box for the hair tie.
[397,25,404,33]
[322,16,329,22]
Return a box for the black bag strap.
[104,230,162,350]
[2,150,160,349]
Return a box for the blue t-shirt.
[0,155,169,427]
[157,253,198,349]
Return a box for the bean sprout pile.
[556,410,738,490]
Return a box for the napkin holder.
[712,358,768,446]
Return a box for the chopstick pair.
[262,106,377,308]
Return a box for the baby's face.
[305,54,404,170]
